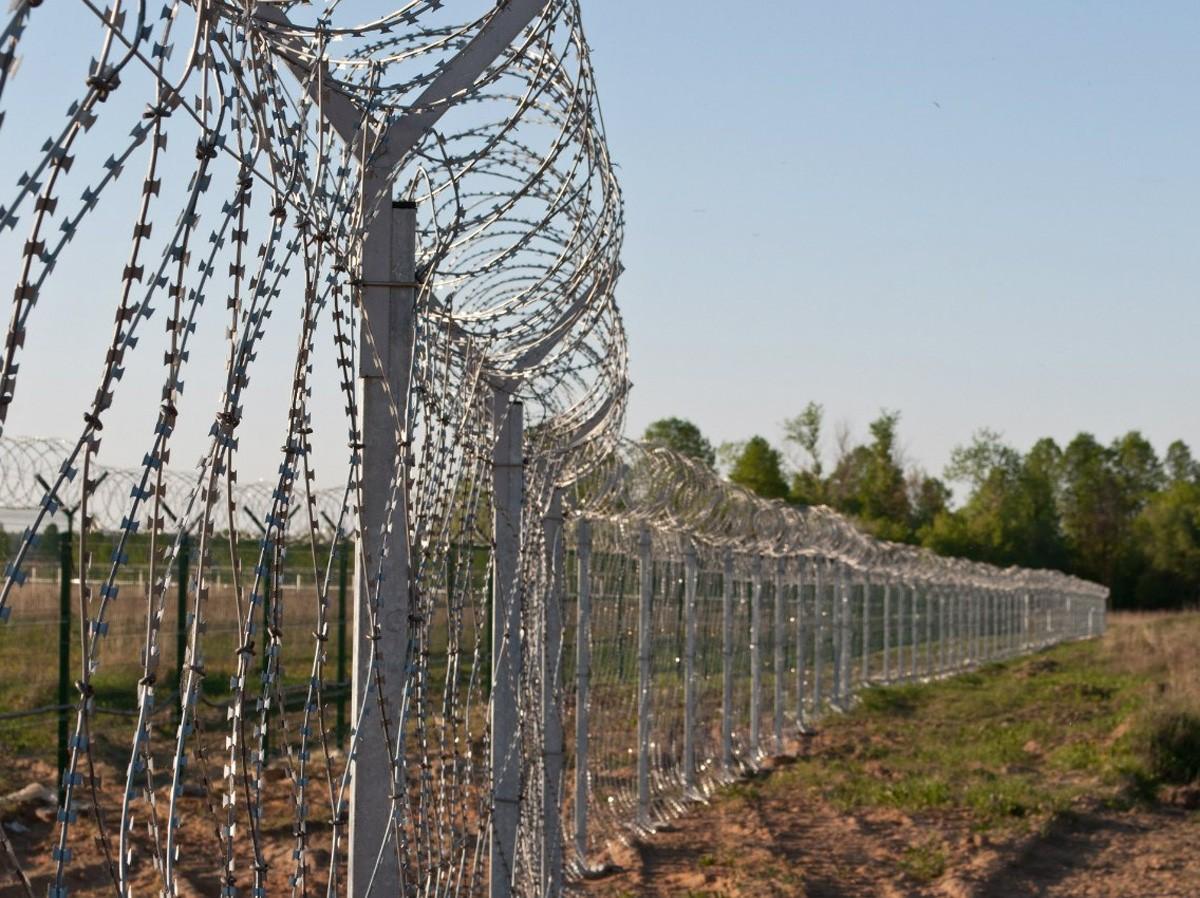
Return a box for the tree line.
[643,409,1200,610]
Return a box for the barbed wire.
[569,442,1107,600]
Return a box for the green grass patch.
[763,630,1171,834]
[1129,705,1200,785]
[898,838,947,882]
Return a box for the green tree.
[1111,430,1164,507]
[729,436,789,500]
[945,428,1022,490]
[927,432,1066,570]
[1134,480,1200,607]
[908,472,950,541]
[1165,439,1199,486]
[1058,433,1140,602]
[642,417,716,470]
[822,411,912,540]
[783,402,825,505]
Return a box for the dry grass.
[1103,611,1200,788]
[1103,610,1200,703]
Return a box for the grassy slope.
[757,612,1198,828]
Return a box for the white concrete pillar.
[489,390,523,898]
[349,199,415,898]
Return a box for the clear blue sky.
[583,1,1200,483]
[1,2,1198,494]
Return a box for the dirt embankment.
[579,750,1200,897]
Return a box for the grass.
[898,838,947,882]
[723,612,1200,849]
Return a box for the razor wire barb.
[0,2,1105,897]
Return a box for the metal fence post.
[1015,591,1022,654]
[175,532,189,725]
[262,552,272,762]
[812,559,824,713]
[684,538,699,791]
[637,526,654,825]
[541,489,565,898]
[490,390,523,898]
[987,589,995,661]
[795,558,807,729]
[349,199,415,898]
[57,522,71,796]
[773,557,785,752]
[978,588,986,664]
[830,562,842,704]
[907,583,916,681]
[956,589,964,669]
[839,565,852,706]
[1009,591,1017,656]
[965,588,973,666]
[574,518,592,865]
[750,555,763,757]
[336,540,348,748]
[939,587,948,672]
[721,549,734,774]
[861,572,871,686]
[882,578,891,682]
[982,588,989,662]
[955,589,964,670]
[924,581,934,679]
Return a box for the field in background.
[581,612,1200,898]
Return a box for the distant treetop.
[642,417,716,470]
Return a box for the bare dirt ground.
[579,750,1200,898]
[0,755,339,898]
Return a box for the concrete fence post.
[795,558,807,728]
[861,572,871,685]
[541,489,564,898]
[683,538,699,792]
[573,518,591,866]
[750,556,763,757]
[882,578,891,682]
[721,549,735,774]
[926,583,936,672]
[812,559,825,713]
[349,200,415,898]
[489,390,523,898]
[637,526,653,826]
[940,587,949,673]
[830,560,841,705]
[840,566,852,706]
[906,582,915,681]
[773,557,786,751]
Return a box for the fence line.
[545,446,1106,877]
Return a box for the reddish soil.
[578,763,1200,898]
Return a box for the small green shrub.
[857,685,921,716]
[898,839,946,882]
[1132,707,1200,785]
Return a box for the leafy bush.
[1132,706,1200,785]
